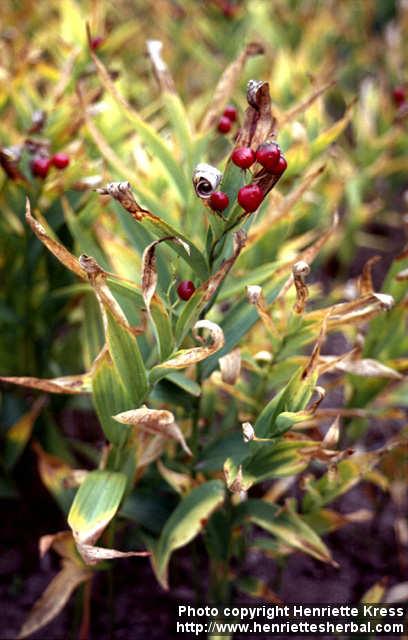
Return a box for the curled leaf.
[307,385,326,413]
[312,293,395,329]
[192,163,222,199]
[322,416,340,449]
[142,236,190,312]
[0,374,92,394]
[114,405,192,456]
[219,348,241,384]
[358,255,381,296]
[320,356,403,379]
[293,260,311,314]
[246,285,279,337]
[156,320,225,370]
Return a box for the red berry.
[392,85,406,107]
[52,153,70,170]
[217,116,232,134]
[237,184,264,212]
[255,143,280,172]
[275,154,287,174]
[223,105,237,122]
[90,36,104,51]
[177,280,196,301]
[210,191,229,212]
[231,146,256,169]
[31,156,51,179]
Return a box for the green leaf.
[164,371,201,396]
[139,215,209,280]
[91,350,133,446]
[198,432,247,473]
[253,366,317,438]
[149,296,175,361]
[68,470,126,542]
[106,312,149,406]
[240,438,317,487]
[302,453,380,512]
[93,55,189,202]
[153,480,225,588]
[164,93,193,169]
[234,499,336,566]
[121,489,176,534]
[174,287,208,345]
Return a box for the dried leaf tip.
[242,422,255,443]
[219,349,241,384]
[293,261,311,278]
[192,163,222,199]
[373,293,394,310]
[146,39,175,93]
[96,181,144,219]
[246,285,262,304]
[113,405,192,456]
[146,40,167,72]
[247,79,264,108]
[79,254,105,280]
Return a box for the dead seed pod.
[247,79,264,109]
[192,163,222,199]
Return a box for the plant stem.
[78,578,92,640]
[106,522,116,640]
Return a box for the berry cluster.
[208,142,287,214]
[31,152,70,179]
[217,104,237,134]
